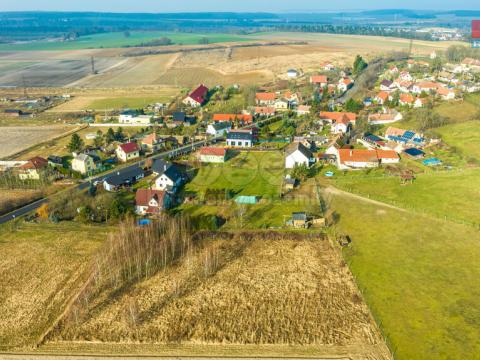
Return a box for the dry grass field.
[0,221,111,350]
[0,125,76,159]
[0,189,43,215]
[49,230,391,359]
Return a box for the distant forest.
[0,10,476,43]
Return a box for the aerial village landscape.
[1,8,480,360]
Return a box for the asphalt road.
[0,137,215,225]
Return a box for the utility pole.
[22,76,28,98]
[91,56,96,74]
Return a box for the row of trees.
[68,127,125,152]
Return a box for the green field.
[87,96,174,110]
[434,120,480,161]
[328,191,480,360]
[434,93,480,124]
[0,31,251,51]
[331,168,480,226]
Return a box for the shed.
[235,196,257,205]
[291,212,308,228]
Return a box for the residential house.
[414,97,428,108]
[399,93,415,106]
[226,129,254,147]
[337,77,353,92]
[380,79,395,92]
[336,149,399,170]
[399,71,413,82]
[291,212,308,228]
[119,110,152,125]
[319,111,357,134]
[273,98,289,111]
[71,153,97,175]
[183,84,209,107]
[285,142,315,169]
[103,167,144,191]
[213,113,253,126]
[375,91,390,105]
[135,189,173,215]
[206,121,231,136]
[412,81,441,94]
[116,142,140,163]
[357,133,386,149]
[321,62,336,71]
[199,147,227,163]
[254,106,275,117]
[151,158,172,175]
[295,105,311,116]
[141,133,164,152]
[437,87,455,100]
[385,127,425,147]
[18,156,48,180]
[47,155,63,167]
[153,164,184,192]
[310,75,328,87]
[368,111,403,125]
[376,149,400,164]
[172,112,195,126]
[255,92,276,106]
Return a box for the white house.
[116,142,140,163]
[226,130,254,148]
[153,165,183,192]
[337,149,379,170]
[135,189,173,215]
[119,111,152,125]
[183,84,209,107]
[368,111,403,125]
[274,98,289,111]
[71,153,96,175]
[285,142,315,169]
[206,122,231,136]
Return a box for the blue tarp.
[423,158,442,166]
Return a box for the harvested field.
[0,125,76,159]
[0,221,111,350]
[0,189,43,215]
[50,229,391,359]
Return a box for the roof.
[338,149,379,164]
[292,212,307,221]
[254,106,275,115]
[319,111,357,123]
[152,159,172,174]
[376,149,399,160]
[297,105,311,112]
[400,93,414,103]
[160,164,183,182]
[141,133,161,146]
[416,81,441,90]
[120,109,138,116]
[381,79,393,87]
[200,147,226,157]
[285,142,313,159]
[20,156,48,170]
[118,142,139,154]
[339,77,353,85]
[385,127,406,137]
[227,130,254,141]
[376,91,389,101]
[135,189,167,208]
[210,121,231,131]
[187,84,209,104]
[255,92,276,101]
[172,112,186,122]
[437,87,453,96]
[404,148,425,156]
[74,153,93,162]
[105,167,144,186]
[311,75,328,84]
[213,114,253,123]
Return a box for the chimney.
[164,164,167,171]
[350,150,353,156]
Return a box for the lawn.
[185,150,284,199]
[0,31,251,51]
[434,120,480,161]
[0,221,111,350]
[328,191,480,360]
[434,93,480,124]
[331,167,480,226]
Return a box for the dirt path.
[323,186,408,213]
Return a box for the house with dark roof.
[206,121,231,136]
[285,142,315,169]
[153,164,184,192]
[116,142,140,162]
[226,129,254,147]
[183,84,209,107]
[151,158,172,175]
[172,112,196,126]
[103,167,145,192]
[135,189,173,215]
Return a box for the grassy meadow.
[328,191,480,360]
[434,120,480,161]
[0,31,251,51]
[0,221,111,350]
[87,96,173,110]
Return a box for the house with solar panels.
[385,127,426,148]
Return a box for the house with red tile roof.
[319,111,357,134]
[141,133,163,152]
[399,93,415,106]
[18,156,48,180]
[336,148,399,170]
[375,91,390,105]
[253,106,276,117]
[310,75,328,86]
[183,84,209,107]
[213,113,253,125]
[337,77,354,92]
[116,142,140,162]
[255,92,276,106]
[199,147,227,163]
[135,189,173,215]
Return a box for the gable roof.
[118,142,139,154]
[200,147,226,157]
[172,112,186,122]
[255,92,276,101]
[319,111,357,123]
[311,75,328,84]
[210,121,231,131]
[141,133,161,146]
[399,93,414,103]
[135,189,167,208]
[187,84,209,104]
[376,91,389,102]
[227,130,254,141]
[285,142,313,159]
[213,114,253,123]
[20,156,48,170]
[105,167,144,186]
[161,164,183,182]
[152,159,172,174]
[254,106,275,115]
[338,149,379,164]
[381,79,393,87]
[385,127,406,137]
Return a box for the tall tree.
[68,133,84,152]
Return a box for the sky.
[0,0,479,12]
